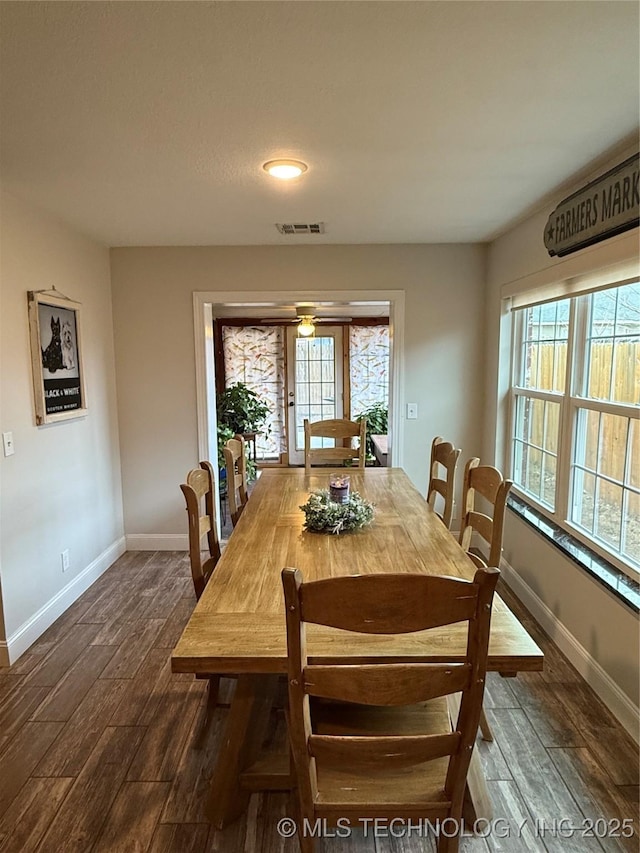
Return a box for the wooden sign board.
[544,153,639,257]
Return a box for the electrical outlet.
[406,403,418,420]
[61,549,70,572]
[2,432,14,457]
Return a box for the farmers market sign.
[544,153,639,257]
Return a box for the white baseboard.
[499,557,640,744]
[0,536,126,666]
[126,533,188,551]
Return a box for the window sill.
[507,494,640,613]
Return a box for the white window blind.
[222,325,286,459]
[503,256,639,310]
[349,325,390,417]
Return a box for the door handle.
[288,401,295,407]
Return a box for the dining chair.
[459,457,513,741]
[459,457,513,571]
[180,460,228,743]
[427,436,461,530]
[224,435,249,527]
[303,417,366,472]
[180,460,221,600]
[282,566,500,853]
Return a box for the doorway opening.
[213,311,392,466]
[193,290,405,500]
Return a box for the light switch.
[406,403,418,420]
[2,432,14,457]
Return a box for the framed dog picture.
[27,291,87,425]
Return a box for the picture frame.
[27,290,87,425]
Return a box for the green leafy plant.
[299,490,375,535]
[216,423,235,470]
[245,456,258,482]
[354,403,388,458]
[216,382,270,435]
[216,383,271,482]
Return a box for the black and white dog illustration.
[41,316,64,373]
[61,320,76,370]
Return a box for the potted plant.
[216,382,270,435]
[216,383,271,480]
[354,402,388,461]
[217,423,235,469]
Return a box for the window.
[509,281,640,577]
[294,335,337,449]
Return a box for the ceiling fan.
[260,306,352,336]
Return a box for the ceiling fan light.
[297,317,315,337]
[263,159,308,180]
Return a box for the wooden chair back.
[459,458,513,568]
[180,461,221,599]
[224,435,248,527]
[303,418,366,472]
[282,568,499,841]
[427,436,461,529]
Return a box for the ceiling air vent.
[276,222,325,235]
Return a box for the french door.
[286,326,344,465]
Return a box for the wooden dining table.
[171,467,543,828]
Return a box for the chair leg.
[479,707,494,742]
[297,831,315,853]
[294,807,315,853]
[194,675,221,750]
[290,780,315,852]
[437,831,460,853]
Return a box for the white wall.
[0,192,125,662]
[110,244,485,542]
[485,143,640,729]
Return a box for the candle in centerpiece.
[329,474,350,504]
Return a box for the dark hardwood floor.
[0,550,637,852]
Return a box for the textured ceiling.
[1,1,638,247]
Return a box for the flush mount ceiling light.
[263,159,308,180]
[297,315,316,337]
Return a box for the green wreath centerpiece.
[299,490,375,535]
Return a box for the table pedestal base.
[208,674,281,828]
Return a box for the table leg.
[208,673,279,828]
